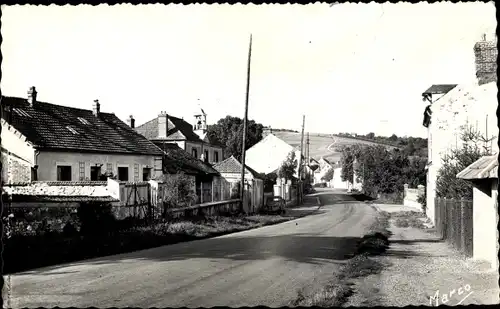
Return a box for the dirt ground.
[344,204,499,307]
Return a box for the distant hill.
[271,131,402,163]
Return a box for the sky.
[1,3,496,138]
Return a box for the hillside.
[272,131,400,163]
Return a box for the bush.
[77,202,117,236]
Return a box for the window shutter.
[79,162,85,180]
[134,164,139,182]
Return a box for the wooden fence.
[435,198,473,257]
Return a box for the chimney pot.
[93,99,100,116]
[127,115,135,128]
[27,86,37,105]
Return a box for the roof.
[245,133,300,176]
[136,115,203,142]
[213,156,261,178]
[2,181,119,203]
[456,154,498,180]
[155,143,219,176]
[135,115,225,147]
[1,96,163,156]
[422,84,458,95]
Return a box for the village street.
[7,189,378,308]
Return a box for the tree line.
[336,132,428,157]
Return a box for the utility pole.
[240,34,252,213]
[297,115,305,203]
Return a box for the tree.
[436,124,494,200]
[278,151,297,183]
[389,134,398,142]
[321,168,334,183]
[156,173,197,215]
[366,132,375,140]
[207,116,264,161]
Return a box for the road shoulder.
[344,205,499,307]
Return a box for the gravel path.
[344,205,499,307]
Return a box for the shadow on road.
[18,233,367,275]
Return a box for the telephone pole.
[240,34,252,213]
[297,115,305,203]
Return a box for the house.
[1,118,35,183]
[456,154,498,270]
[312,157,334,185]
[1,87,165,183]
[332,162,350,190]
[245,133,302,179]
[135,108,225,165]
[422,33,498,225]
[160,143,221,204]
[213,155,264,212]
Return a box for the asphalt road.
[7,189,378,308]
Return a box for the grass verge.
[389,211,427,229]
[292,211,392,307]
[4,213,303,274]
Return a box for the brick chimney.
[92,99,100,116]
[474,33,498,86]
[27,86,37,106]
[127,115,135,128]
[158,111,169,139]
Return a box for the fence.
[435,198,473,257]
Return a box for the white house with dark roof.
[421,33,498,225]
[135,108,225,165]
[1,87,165,182]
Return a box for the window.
[79,162,86,180]
[143,168,151,181]
[77,117,90,125]
[118,166,129,181]
[192,148,198,159]
[13,108,32,118]
[204,150,209,162]
[214,151,219,163]
[57,166,72,181]
[66,126,78,134]
[90,166,101,181]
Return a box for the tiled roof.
[1,96,163,156]
[2,181,119,203]
[213,155,261,178]
[136,115,203,142]
[456,154,498,180]
[155,143,219,176]
[422,84,458,95]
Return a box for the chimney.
[92,99,100,116]
[158,111,169,139]
[474,33,498,86]
[27,86,37,105]
[127,115,135,128]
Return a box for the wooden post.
[240,34,252,213]
[200,181,203,204]
[212,179,215,202]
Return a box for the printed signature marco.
[429,284,473,306]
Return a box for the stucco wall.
[472,179,499,270]
[1,119,35,183]
[36,151,162,181]
[332,167,349,189]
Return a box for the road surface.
[7,189,378,308]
